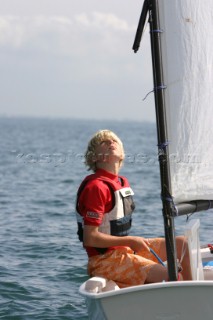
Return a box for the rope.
[157,141,169,149]
[142,85,167,101]
[150,29,164,33]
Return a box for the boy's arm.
[83,225,150,253]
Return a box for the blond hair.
[85,129,125,171]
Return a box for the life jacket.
[76,174,135,253]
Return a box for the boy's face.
[94,137,123,164]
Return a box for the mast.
[149,0,178,281]
[133,0,178,281]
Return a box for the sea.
[1,117,213,320]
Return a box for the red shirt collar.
[95,168,119,182]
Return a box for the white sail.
[158,0,213,203]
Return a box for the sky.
[0,0,155,122]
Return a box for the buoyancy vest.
[76,174,135,252]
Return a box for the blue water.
[0,117,212,320]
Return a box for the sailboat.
[79,1,213,319]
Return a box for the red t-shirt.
[78,168,122,256]
[78,168,121,225]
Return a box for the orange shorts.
[87,238,163,288]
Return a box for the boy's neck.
[96,162,119,175]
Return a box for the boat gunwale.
[79,280,213,299]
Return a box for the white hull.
[80,280,213,320]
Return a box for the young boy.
[76,129,192,287]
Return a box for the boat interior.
[82,219,213,294]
